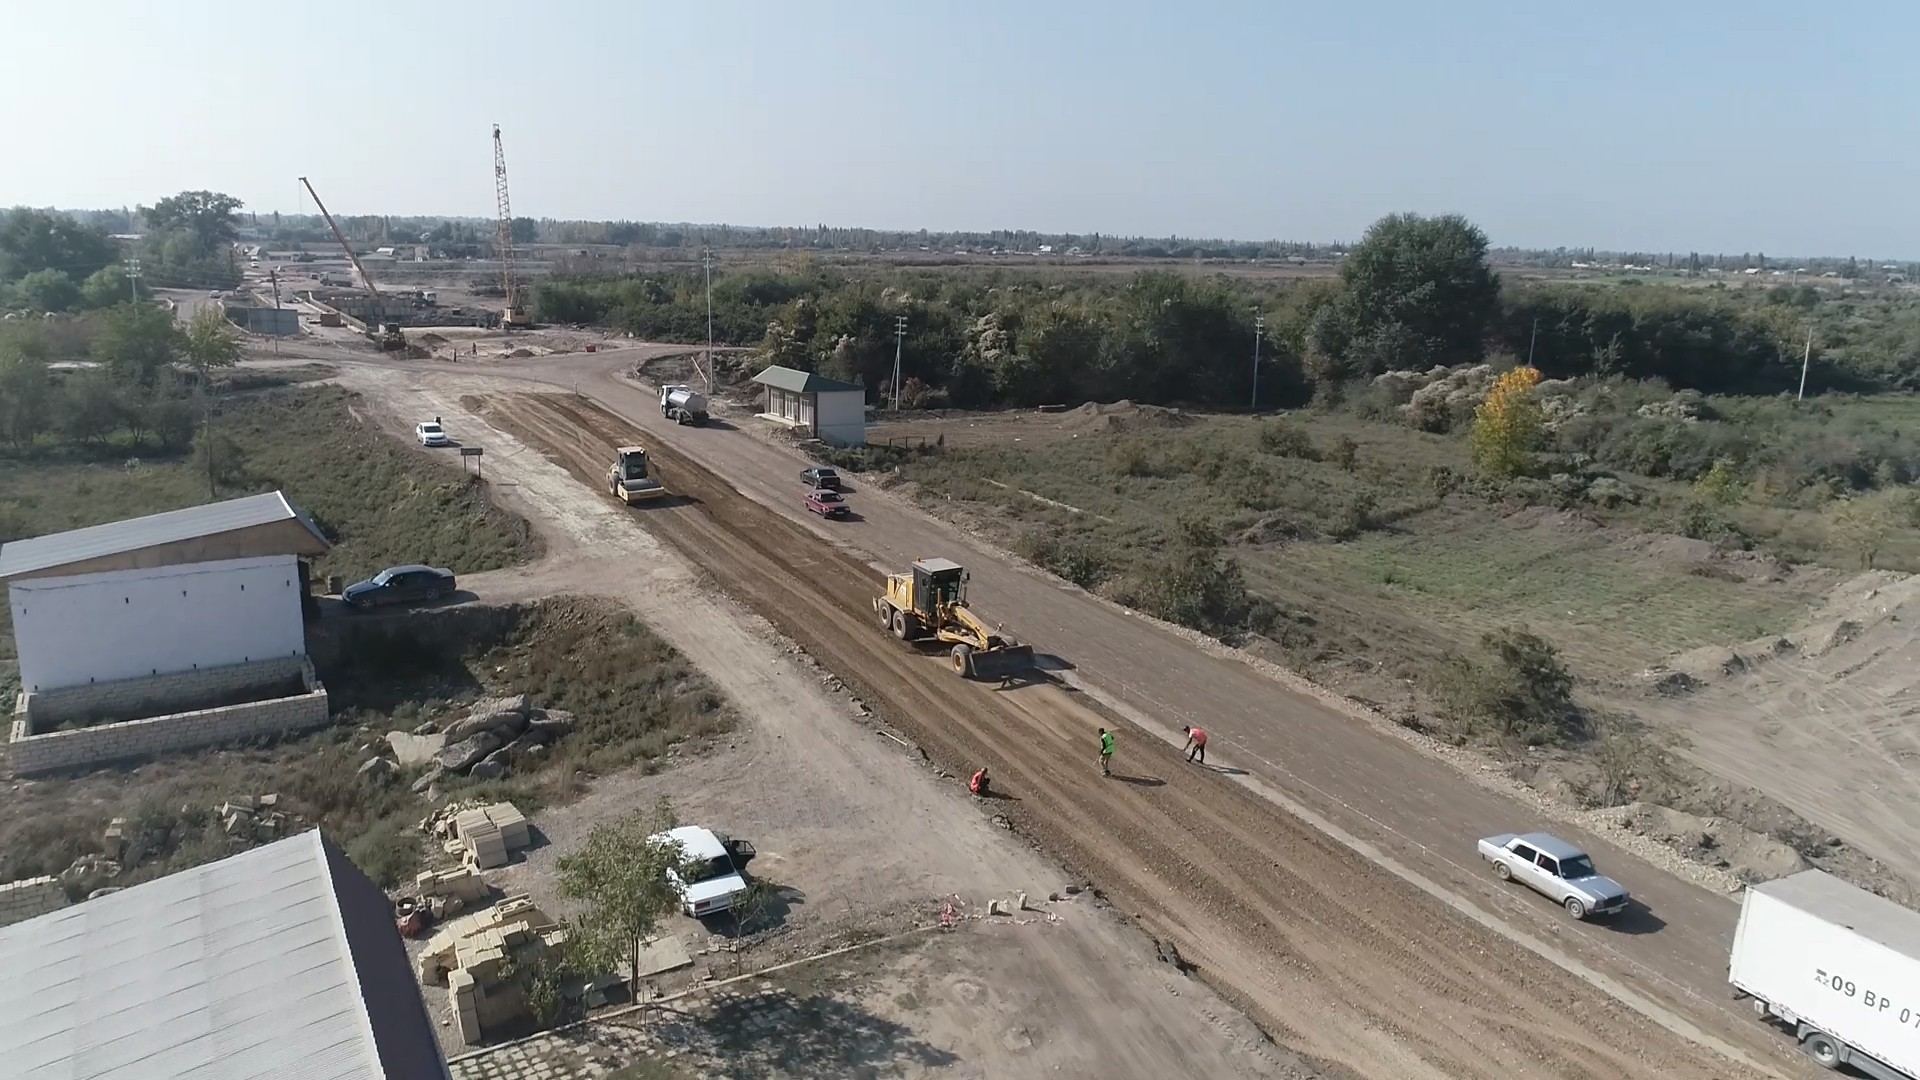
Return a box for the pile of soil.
[1611,801,1809,883]
[1060,400,1195,434]
[419,333,449,346]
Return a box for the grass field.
[0,384,541,702]
[892,407,1828,682]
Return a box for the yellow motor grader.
[874,558,1035,679]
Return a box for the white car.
[415,421,450,447]
[655,825,756,918]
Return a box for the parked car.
[805,489,849,518]
[800,466,842,491]
[416,421,450,447]
[342,565,457,610]
[1478,832,1629,919]
[654,825,758,918]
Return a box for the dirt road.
[464,388,1765,1080]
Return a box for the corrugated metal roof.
[0,831,448,1080]
[751,365,865,395]
[1754,869,1920,962]
[0,491,328,580]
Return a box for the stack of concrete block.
[440,802,531,871]
[448,969,482,1045]
[414,866,490,920]
[454,808,508,870]
[484,803,530,850]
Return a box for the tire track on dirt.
[473,391,1764,1080]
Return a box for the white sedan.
[415,421,450,447]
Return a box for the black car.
[342,565,457,610]
[800,466,842,491]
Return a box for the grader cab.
[874,558,1035,679]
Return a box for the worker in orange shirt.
[969,765,991,797]
[1181,724,1208,765]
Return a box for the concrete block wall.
[23,656,311,732]
[0,877,69,927]
[9,658,329,776]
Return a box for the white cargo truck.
[1731,869,1920,1078]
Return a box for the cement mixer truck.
[660,384,709,426]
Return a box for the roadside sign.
[460,447,483,457]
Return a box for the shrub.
[1258,420,1317,458]
[1330,435,1359,472]
[1429,628,1580,747]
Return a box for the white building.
[0,491,330,694]
[752,365,868,446]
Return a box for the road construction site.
[284,343,1828,1078]
[424,384,1758,1078]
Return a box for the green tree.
[80,265,135,308]
[1831,491,1919,569]
[1335,213,1499,373]
[13,269,80,313]
[144,191,243,255]
[1433,628,1579,746]
[59,371,125,443]
[510,217,539,245]
[183,307,241,379]
[556,800,693,997]
[93,302,184,385]
[0,355,52,447]
[1692,457,1744,505]
[0,209,116,282]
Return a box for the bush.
[1258,420,1317,458]
[345,813,424,888]
[1429,628,1580,747]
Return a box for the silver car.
[1478,831,1629,919]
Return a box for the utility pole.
[1251,311,1264,411]
[1797,325,1814,402]
[123,258,141,303]
[891,315,908,412]
[1527,318,1539,366]
[702,249,715,395]
[269,268,282,356]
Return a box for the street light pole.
[1797,325,1814,402]
[123,258,141,303]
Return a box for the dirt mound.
[419,332,449,346]
[1060,400,1195,434]
[1614,802,1809,883]
[507,348,535,359]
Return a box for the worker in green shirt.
[1098,727,1115,777]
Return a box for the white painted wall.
[9,556,306,692]
[813,389,867,446]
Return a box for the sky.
[6,1,1919,256]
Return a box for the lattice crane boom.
[492,124,522,325]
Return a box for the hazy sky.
[7,2,1918,255]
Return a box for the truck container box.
[1732,869,1920,1077]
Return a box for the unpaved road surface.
[463,388,1766,1080]
[342,365,1306,1078]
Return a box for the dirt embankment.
[469,390,1760,1080]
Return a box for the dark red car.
[805,488,849,518]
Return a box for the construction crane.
[298,176,405,350]
[493,124,529,329]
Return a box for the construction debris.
[217,794,293,842]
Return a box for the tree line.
[536,212,1897,410]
